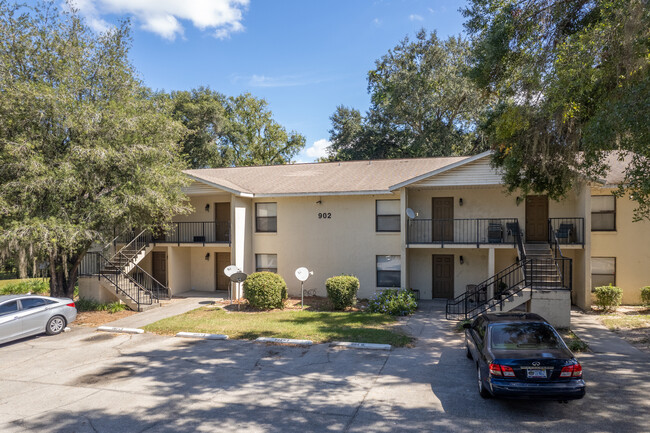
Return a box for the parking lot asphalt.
[1,301,648,433]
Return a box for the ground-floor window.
[377,255,401,287]
[256,254,278,273]
[591,257,616,292]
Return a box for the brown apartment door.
[151,252,167,286]
[432,255,454,299]
[432,197,454,242]
[215,252,231,291]
[214,202,230,242]
[526,195,549,242]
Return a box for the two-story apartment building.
[79,151,650,326]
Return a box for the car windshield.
[490,323,563,350]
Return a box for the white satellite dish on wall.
[295,267,311,282]
[224,265,240,277]
[406,208,416,219]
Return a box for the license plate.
[527,369,547,379]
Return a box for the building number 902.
[318,212,332,219]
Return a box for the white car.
[0,294,77,344]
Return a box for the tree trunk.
[18,248,28,279]
[49,248,82,299]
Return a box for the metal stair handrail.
[446,259,531,320]
[114,250,171,300]
[95,251,155,308]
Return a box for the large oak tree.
[0,1,191,297]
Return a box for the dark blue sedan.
[464,312,586,401]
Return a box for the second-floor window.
[256,254,277,273]
[591,195,615,231]
[256,203,277,232]
[376,200,400,232]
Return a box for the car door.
[18,298,57,336]
[0,300,22,344]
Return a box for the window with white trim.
[256,254,277,273]
[591,196,616,231]
[591,257,615,292]
[376,200,400,232]
[377,255,401,287]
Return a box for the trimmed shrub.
[368,289,417,316]
[0,279,49,295]
[243,272,288,309]
[76,298,129,313]
[594,284,623,312]
[326,275,359,310]
[641,286,650,307]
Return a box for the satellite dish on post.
[229,272,247,283]
[224,265,240,277]
[295,267,311,282]
[406,208,416,219]
[295,267,313,309]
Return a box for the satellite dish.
[295,267,311,282]
[229,272,248,283]
[224,265,240,277]
[406,208,416,219]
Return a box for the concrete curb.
[330,341,392,350]
[255,337,313,346]
[176,332,229,340]
[97,326,144,334]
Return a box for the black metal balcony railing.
[548,217,585,246]
[153,221,230,245]
[407,218,519,246]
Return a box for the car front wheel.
[477,365,491,399]
[46,315,66,335]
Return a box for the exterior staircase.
[81,230,170,312]
[446,222,571,320]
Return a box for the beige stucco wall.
[250,194,401,298]
[78,277,121,303]
[528,289,572,328]
[590,188,650,304]
[172,194,231,223]
[168,247,190,295]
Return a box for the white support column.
[400,187,408,289]
[487,248,496,299]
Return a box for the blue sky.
[70,0,469,162]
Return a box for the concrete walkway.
[104,291,225,328]
[570,308,648,358]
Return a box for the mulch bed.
[74,310,137,327]
[215,296,368,313]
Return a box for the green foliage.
[325,276,360,310]
[327,30,490,161]
[76,298,129,313]
[594,285,623,312]
[367,289,418,316]
[0,1,191,297]
[464,0,650,219]
[0,279,49,295]
[243,272,288,310]
[640,286,650,306]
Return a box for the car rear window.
[490,323,563,350]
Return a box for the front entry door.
[432,197,454,242]
[526,195,549,242]
[215,203,230,242]
[216,253,231,291]
[432,255,454,299]
[151,252,167,287]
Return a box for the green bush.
[0,279,49,295]
[76,298,129,313]
[367,289,417,316]
[243,272,288,309]
[641,286,650,306]
[325,275,359,310]
[594,284,623,312]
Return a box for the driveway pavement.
[0,301,648,432]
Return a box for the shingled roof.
[185,155,471,196]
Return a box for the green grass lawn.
[0,278,50,294]
[601,314,650,330]
[143,307,413,347]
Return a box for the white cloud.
[373,18,382,26]
[235,74,330,88]
[70,0,249,40]
[304,139,331,160]
[409,14,424,21]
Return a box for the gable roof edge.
[388,151,494,191]
[184,174,252,197]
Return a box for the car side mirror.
[462,323,472,329]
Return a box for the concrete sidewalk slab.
[570,309,648,358]
[104,291,223,329]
